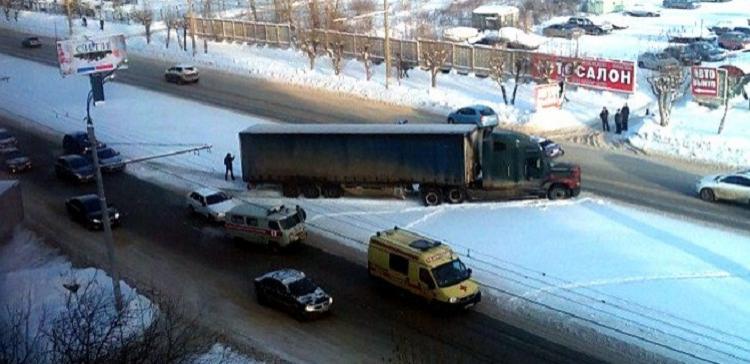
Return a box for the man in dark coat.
[599,107,610,132]
[614,109,622,134]
[621,102,630,132]
[224,153,235,181]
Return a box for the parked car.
[63,131,105,155]
[1,148,32,173]
[685,41,728,62]
[165,64,200,84]
[696,171,750,203]
[733,27,750,37]
[625,3,661,17]
[718,31,750,51]
[65,194,121,230]
[566,17,612,35]
[86,147,125,173]
[21,37,42,48]
[637,51,681,70]
[447,105,499,128]
[532,137,564,159]
[708,25,733,36]
[0,128,18,151]
[542,23,584,39]
[254,269,333,320]
[663,0,699,9]
[55,155,95,183]
[472,35,504,46]
[186,188,240,222]
[663,45,702,65]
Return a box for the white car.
[625,3,661,17]
[696,171,750,203]
[187,188,240,222]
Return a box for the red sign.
[691,66,719,97]
[534,83,561,109]
[531,54,636,93]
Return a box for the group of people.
[599,103,630,135]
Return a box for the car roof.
[66,131,88,138]
[174,64,196,68]
[257,269,306,285]
[59,154,87,162]
[70,194,99,203]
[193,187,222,196]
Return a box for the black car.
[254,269,333,320]
[86,147,125,173]
[0,128,18,151]
[65,194,121,230]
[63,131,106,155]
[21,37,42,48]
[663,45,702,65]
[55,155,95,183]
[1,148,32,173]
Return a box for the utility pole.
[86,74,123,312]
[383,0,390,89]
[188,0,197,56]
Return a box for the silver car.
[696,171,750,203]
[165,64,200,84]
[447,105,499,128]
[637,52,681,70]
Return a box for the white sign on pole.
[56,34,128,77]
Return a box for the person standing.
[614,109,622,135]
[621,102,630,132]
[599,107,610,132]
[224,153,235,181]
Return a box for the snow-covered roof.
[498,27,547,48]
[443,27,480,42]
[241,124,478,135]
[472,5,519,16]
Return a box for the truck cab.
[471,130,580,200]
[225,203,307,250]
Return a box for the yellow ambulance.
[367,227,481,310]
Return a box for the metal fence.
[190,17,533,76]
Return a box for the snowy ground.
[0,228,261,364]
[1,3,750,167]
[2,53,750,363]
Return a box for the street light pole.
[85,78,123,312]
[383,0,390,89]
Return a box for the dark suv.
[65,194,121,230]
[663,46,702,65]
[63,131,105,155]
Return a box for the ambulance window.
[389,254,408,275]
[230,215,244,224]
[419,268,436,289]
[268,221,281,231]
[245,217,258,226]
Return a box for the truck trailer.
[239,124,581,206]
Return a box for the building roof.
[473,5,519,15]
[242,123,477,135]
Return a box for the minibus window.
[419,268,436,289]
[230,215,243,224]
[246,217,258,226]
[388,254,408,275]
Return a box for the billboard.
[531,54,636,93]
[691,66,719,97]
[534,83,561,110]
[56,35,128,77]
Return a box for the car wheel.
[447,118,454,124]
[548,185,571,200]
[638,61,644,68]
[256,289,269,306]
[699,188,716,202]
[187,205,195,215]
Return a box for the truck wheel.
[421,187,443,206]
[322,185,343,198]
[302,185,321,199]
[548,185,571,200]
[282,184,300,198]
[445,187,465,204]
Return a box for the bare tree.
[0,298,47,364]
[488,51,509,105]
[533,58,555,83]
[201,0,213,53]
[510,55,531,105]
[422,42,449,88]
[132,1,154,44]
[62,0,79,36]
[248,0,257,20]
[164,8,180,49]
[1,0,12,21]
[307,0,321,29]
[348,0,375,33]
[718,74,750,134]
[325,37,346,75]
[360,44,373,81]
[647,64,686,127]
[298,31,320,70]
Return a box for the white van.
[224,203,307,249]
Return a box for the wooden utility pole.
[383,0,390,89]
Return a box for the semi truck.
[239,124,581,206]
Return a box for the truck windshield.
[431,259,471,288]
[279,212,302,230]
